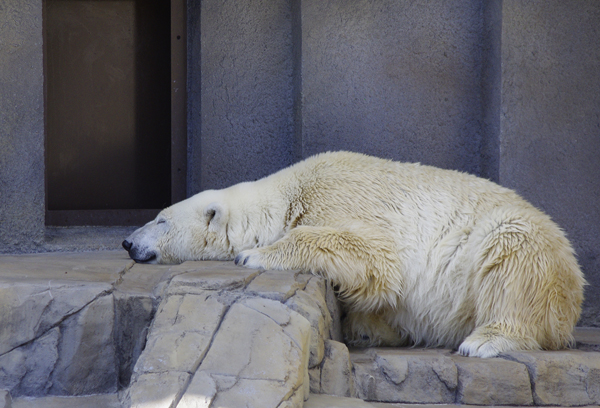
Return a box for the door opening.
[44,0,186,226]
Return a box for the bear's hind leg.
[235,225,403,312]
[459,215,583,358]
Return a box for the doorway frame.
[43,0,187,227]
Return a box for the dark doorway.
[44,0,186,226]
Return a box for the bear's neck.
[230,168,303,250]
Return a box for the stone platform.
[0,251,599,408]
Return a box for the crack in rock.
[2,260,135,359]
[499,353,538,401]
[0,289,113,359]
[241,298,308,351]
[169,303,233,408]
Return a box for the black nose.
[122,240,132,252]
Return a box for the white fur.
[124,151,586,357]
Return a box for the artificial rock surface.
[0,252,333,407]
[1,251,600,408]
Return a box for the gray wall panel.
[500,1,600,325]
[0,0,45,252]
[192,0,296,192]
[300,0,485,174]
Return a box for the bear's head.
[122,191,235,264]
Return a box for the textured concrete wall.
[300,0,486,175]
[188,0,297,193]
[500,1,600,326]
[479,0,502,183]
[0,0,45,253]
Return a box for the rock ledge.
[1,252,599,408]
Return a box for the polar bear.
[123,151,585,358]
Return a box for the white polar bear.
[123,151,585,358]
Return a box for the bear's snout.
[122,240,132,252]
[122,238,158,263]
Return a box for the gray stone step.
[11,394,122,408]
[348,329,600,407]
[13,393,600,408]
[305,394,600,408]
[10,393,600,408]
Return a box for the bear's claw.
[234,249,266,269]
[234,254,248,266]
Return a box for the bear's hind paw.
[459,326,540,358]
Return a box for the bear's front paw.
[234,249,266,269]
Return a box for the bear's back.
[291,151,528,233]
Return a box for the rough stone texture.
[499,1,600,326]
[4,253,600,407]
[113,293,155,388]
[176,371,216,408]
[115,262,172,296]
[0,328,60,397]
[128,372,190,408]
[166,262,261,294]
[12,394,123,408]
[452,355,533,406]
[246,269,311,302]
[0,280,104,357]
[0,252,136,397]
[0,391,10,408]
[113,262,170,388]
[0,251,131,354]
[325,279,344,342]
[133,293,226,374]
[286,290,327,368]
[196,298,311,408]
[0,253,329,406]
[125,263,324,408]
[0,252,178,399]
[304,394,374,408]
[502,350,600,406]
[308,367,321,394]
[49,295,117,396]
[352,349,457,404]
[349,346,600,407]
[320,340,354,398]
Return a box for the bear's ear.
[204,202,228,233]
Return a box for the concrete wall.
[1,0,599,324]
[190,0,492,183]
[300,0,485,175]
[499,1,600,325]
[0,0,45,252]
[188,0,297,192]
